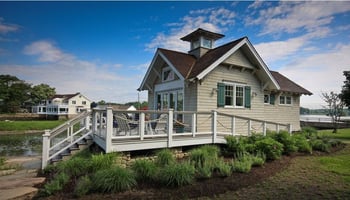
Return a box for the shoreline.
[0,130,44,135]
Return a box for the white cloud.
[0,18,20,34]
[146,7,236,52]
[246,1,350,36]
[0,40,147,103]
[278,43,350,109]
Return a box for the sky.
[0,1,349,109]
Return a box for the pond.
[0,133,42,156]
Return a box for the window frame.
[264,94,270,104]
[223,82,246,108]
[279,95,292,106]
[162,67,175,82]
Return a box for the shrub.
[231,159,252,173]
[273,131,298,155]
[42,172,70,196]
[189,148,209,168]
[310,139,331,153]
[156,149,175,167]
[251,152,266,167]
[57,157,90,177]
[224,136,247,155]
[294,135,312,154]
[74,175,92,197]
[200,145,220,159]
[131,159,157,182]
[93,166,136,193]
[215,159,232,177]
[301,126,317,138]
[196,164,212,179]
[158,162,195,187]
[254,137,283,160]
[90,153,116,173]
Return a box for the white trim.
[158,51,185,81]
[154,79,184,93]
[139,50,161,91]
[222,81,246,108]
[279,95,293,106]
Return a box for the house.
[139,28,312,133]
[32,92,91,119]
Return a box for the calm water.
[300,115,350,122]
[0,133,42,156]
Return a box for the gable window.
[279,95,292,105]
[264,94,270,104]
[72,100,76,105]
[82,101,86,105]
[162,67,174,82]
[202,38,212,48]
[218,82,251,108]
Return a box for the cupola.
[181,28,224,59]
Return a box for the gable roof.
[270,71,312,95]
[51,93,79,100]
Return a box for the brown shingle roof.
[270,71,312,95]
[51,93,80,100]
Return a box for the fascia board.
[138,50,160,91]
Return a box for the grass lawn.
[318,128,350,143]
[0,120,66,131]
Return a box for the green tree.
[340,71,350,108]
[31,83,56,104]
[321,91,344,133]
[0,75,31,113]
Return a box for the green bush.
[74,175,92,197]
[196,164,212,179]
[254,137,283,160]
[158,162,195,187]
[42,172,70,196]
[301,126,317,138]
[215,159,232,177]
[294,134,312,154]
[90,153,116,173]
[310,139,331,153]
[57,157,90,177]
[231,159,252,173]
[251,152,266,167]
[224,136,248,155]
[156,149,175,167]
[93,166,136,193]
[199,145,220,158]
[273,131,298,155]
[131,159,157,182]
[189,148,209,168]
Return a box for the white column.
[105,107,113,153]
[139,112,145,140]
[231,116,236,136]
[248,119,252,136]
[167,109,173,148]
[263,122,267,136]
[212,110,217,143]
[42,130,51,169]
[191,113,196,137]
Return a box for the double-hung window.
[218,82,251,108]
[279,95,292,105]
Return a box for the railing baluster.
[106,107,113,153]
[42,130,50,169]
[231,116,235,136]
[263,121,267,136]
[248,119,251,136]
[140,112,145,140]
[192,113,196,137]
[212,110,217,143]
[167,109,173,147]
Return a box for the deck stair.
[42,111,92,169]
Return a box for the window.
[264,94,270,104]
[202,38,212,48]
[218,82,250,108]
[279,95,292,105]
[162,67,174,82]
[82,101,86,105]
[72,100,76,105]
[192,40,200,49]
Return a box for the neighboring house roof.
[270,71,312,95]
[49,92,92,102]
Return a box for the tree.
[321,92,344,133]
[30,83,56,105]
[0,75,31,113]
[340,71,350,108]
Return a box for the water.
[300,115,350,122]
[0,133,42,156]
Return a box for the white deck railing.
[41,110,92,169]
[91,108,292,153]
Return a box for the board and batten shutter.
[244,86,251,108]
[217,82,225,107]
[270,94,275,105]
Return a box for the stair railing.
[42,110,92,169]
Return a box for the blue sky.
[0,1,349,109]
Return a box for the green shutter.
[270,94,275,105]
[217,82,225,107]
[244,86,251,108]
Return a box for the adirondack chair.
[114,112,138,136]
[153,114,168,134]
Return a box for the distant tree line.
[95,100,148,110]
[0,74,55,113]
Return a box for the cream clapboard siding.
[68,94,91,115]
[193,65,299,134]
[148,90,155,110]
[223,49,255,69]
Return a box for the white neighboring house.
[32,92,91,119]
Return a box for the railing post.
[263,122,267,136]
[92,110,97,134]
[248,119,252,136]
[191,113,196,137]
[85,114,90,130]
[99,111,103,137]
[276,124,280,133]
[105,107,113,153]
[288,124,293,135]
[42,130,51,169]
[212,110,217,144]
[167,109,173,147]
[231,116,236,136]
[139,112,145,140]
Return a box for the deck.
[41,108,292,169]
